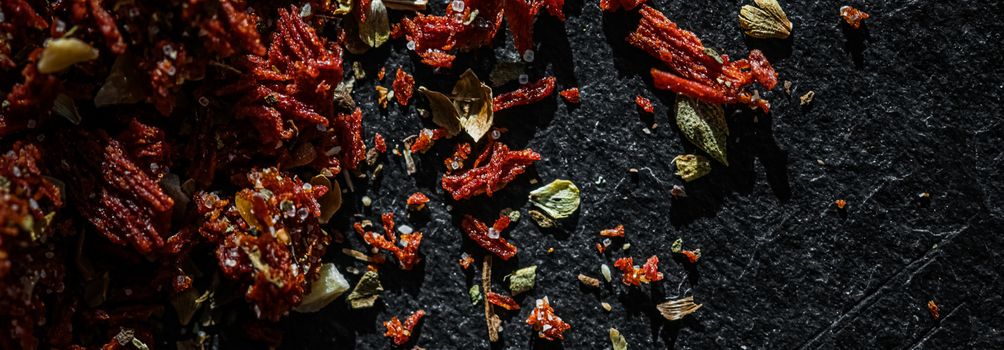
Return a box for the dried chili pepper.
[681,250,701,264]
[356,213,423,270]
[839,6,870,29]
[559,87,580,104]
[526,297,571,341]
[635,95,655,114]
[629,6,777,112]
[411,128,450,154]
[927,300,940,320]
[441,142,540,200]
[384,309,426,346]
[493,76,557,112]
[461,215,518,260]
[599,225,625,237]
[487,291,521,310]
[393,68,416,106]
[407,192,431,211]
[613,256,664,286]
[374,133,388,153]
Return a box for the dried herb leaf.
[171,288,209,325]
[483,255,499,342]
[234,193,263,232]
[601,264,612,282]
[333,0,353,15]
[673,154,712,182]
[656,296,703,321]
[453,70,495,142]
[37,38,99,74]
[528,179,580,219]
[676,95,729,166]
[52,94,81,125]
[739,0,792,39]
[419,87,462,136]
[610,327,628,350]
[528,209,556,228]
[295,263,350,313]
[800,90,815,106]
[671,238,683,253]
[507,265,537,295]
[95,53,146,107]
[311,175,342,224]
[359,0,390,48]
[470,284,483,305]
[347,270,384,309]
[577,274,600,288]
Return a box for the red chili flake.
[0,50,59,136]
[840,6,870,29]
[461,215,518,261]
[392,68,415,106]
[681,250,700,264]
[595,242,606,254]
[407,192,431,211]
[629,6,778,112]
[927,300,940,320]
[333,108,368,171]
[599,224,625,237]
[599,0,648,12]
[558,87,580,104]
[613,256,664,286]
[487,291,521,310]
[635,95,655,114]
[410,128,450,154]
[374,133,387,153]
[494,76,557,112]
[0,142,64,276]
[458,253,475,270]
[526,297,571,341]
[444,143,472,173]
[835,199,847,210]
[357,213,423,270]
[441,142,540,200]
[0,1,46,70]
[384,309,426,346]
[378,66,386,81]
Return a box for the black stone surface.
[281,1,1004,349]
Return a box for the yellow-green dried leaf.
[671,238,683,253]
[37,38,98,74]
[676,96,729,166]
[673,154,712,182]
[528,209,556,228]
[419,87,462,135]
[171,288,209,325]
[506,265,537,295]
[452,69,494,142]
[347,270,383,309]
[470,284,482,305]
[358,0,389,48]
[610,328,628,350]
[295,263,350,313]
[333,0,353,15]
[310,175,342,224]
[739,0,792,39]
[528,179,580,219]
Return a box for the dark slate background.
[280,0,1004,349]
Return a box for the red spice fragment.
[355,213,423,270]
[445,143,472,174]
[599,225,625,237]
[407,192,431,211]
[461,215,518,260]
[441,142,540,200]
[681,250,700,264]
[595,242,606,254]
[487,291,521,310]
[635,95,655,114]
[458,253,475,269]
[558,88,580,104]
[629,6,777,112]
[927,300,940,320]
[393,68,416,106]
[526,297,571,341]
[613,256,664,286]
[0,142,63,277]
[374,133,388,154]
[0,50,59,136]
[0,1,46,70]
[494,76,557,112]
[378,66,386,81]
[835,199,847,209]
[840,6,870,29]
[411,128,450,154]
[599,0,647,12]
[384,309,426,346]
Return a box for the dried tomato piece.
[441,142,540,200]
[599,225,625,237]
[0,50,59,136]
[357,213,423,270]
[384,309,426,346]
[487,291,521,310]
[0,142,63,278]
[635,95,654,114]
[332,108,368,171]
[458,253,475,269]
[629,6,777,112]
[407,192,430,211]
[599,0,647,12]
[927,300,940,320]
[493,76,557,112]
[444,143,472,173]
[393,68,415,106]
[461,215,518,260]
[839,6,870,29]
[681,250,700,264]
[613,256,664,286]
[526,297,571,341]
[411,128,450,154]
[504,0,542,56]
[558,87,580,104]
[374,133,387,153]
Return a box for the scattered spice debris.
[839,6,870,29]
[527,297,572,341]
[613,256,664,286]
[600,0,648,12]
[635,95,655,114]
[384,309,426,346]
[461,214,519,260]
[739,0,792,39]
[578,274,601,288]
[800,90,816,106]
[348,269,385,309]
[493,76,557,112]
[487,291,521,310]
[835,199,847,210]
[392,67,415,105]
[528,179,581,220]
[656,296,703,321]
[441,143,541,200]
[354,213,424,270]
[407,192,431,211]
[559,87,581,104]
[609,327,629,350]
[674,154,713,181]
[928,300,940,320]
[600,225,626,237]
[507,265,538,295]
[459,253,476,269]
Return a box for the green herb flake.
[671,238,683,253]
[673,154,712,182]
[347,270,384,309]
[610,327,628,350]
[528,179,581,219]
[676,95,729,166]
[506,265,537,295]
[469,284,483,305]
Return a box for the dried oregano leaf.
[528,179,581,219]
[739,0,792,39]
[295,263,350,313]
[507,265,537,295]
[610,327,628,350]
[673,154,712,182]
[358,0,390,48]
[470,284,483,305]
[347,270,383,309]
[676,95,729,166]
[656,296,703,321]
[671,238,683,253]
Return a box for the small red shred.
[357,213,423,270]
[835,199,847,209]
[927,300,940,320]
[378,66,386,81]
[374,133,387,153]
[444,143,472,174]
[458,254,475,269]
[629,6,777,112]
[595,242,606,254]
[635,95,655,114]
[681,250,700,264]
[613,256,664,286]
[384,309,426,346]
[493,76,557,112]
[410,128,450,154]
[526,297,571,341]
[599,0,647,12]
[599,224,625,237]
[460,215,518,260]
[487,292,521,310]
[441,142,540,200]
[840,6,870,29]
[406,192,430,211]
[558,87,580,104]
[392,68,415,106]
